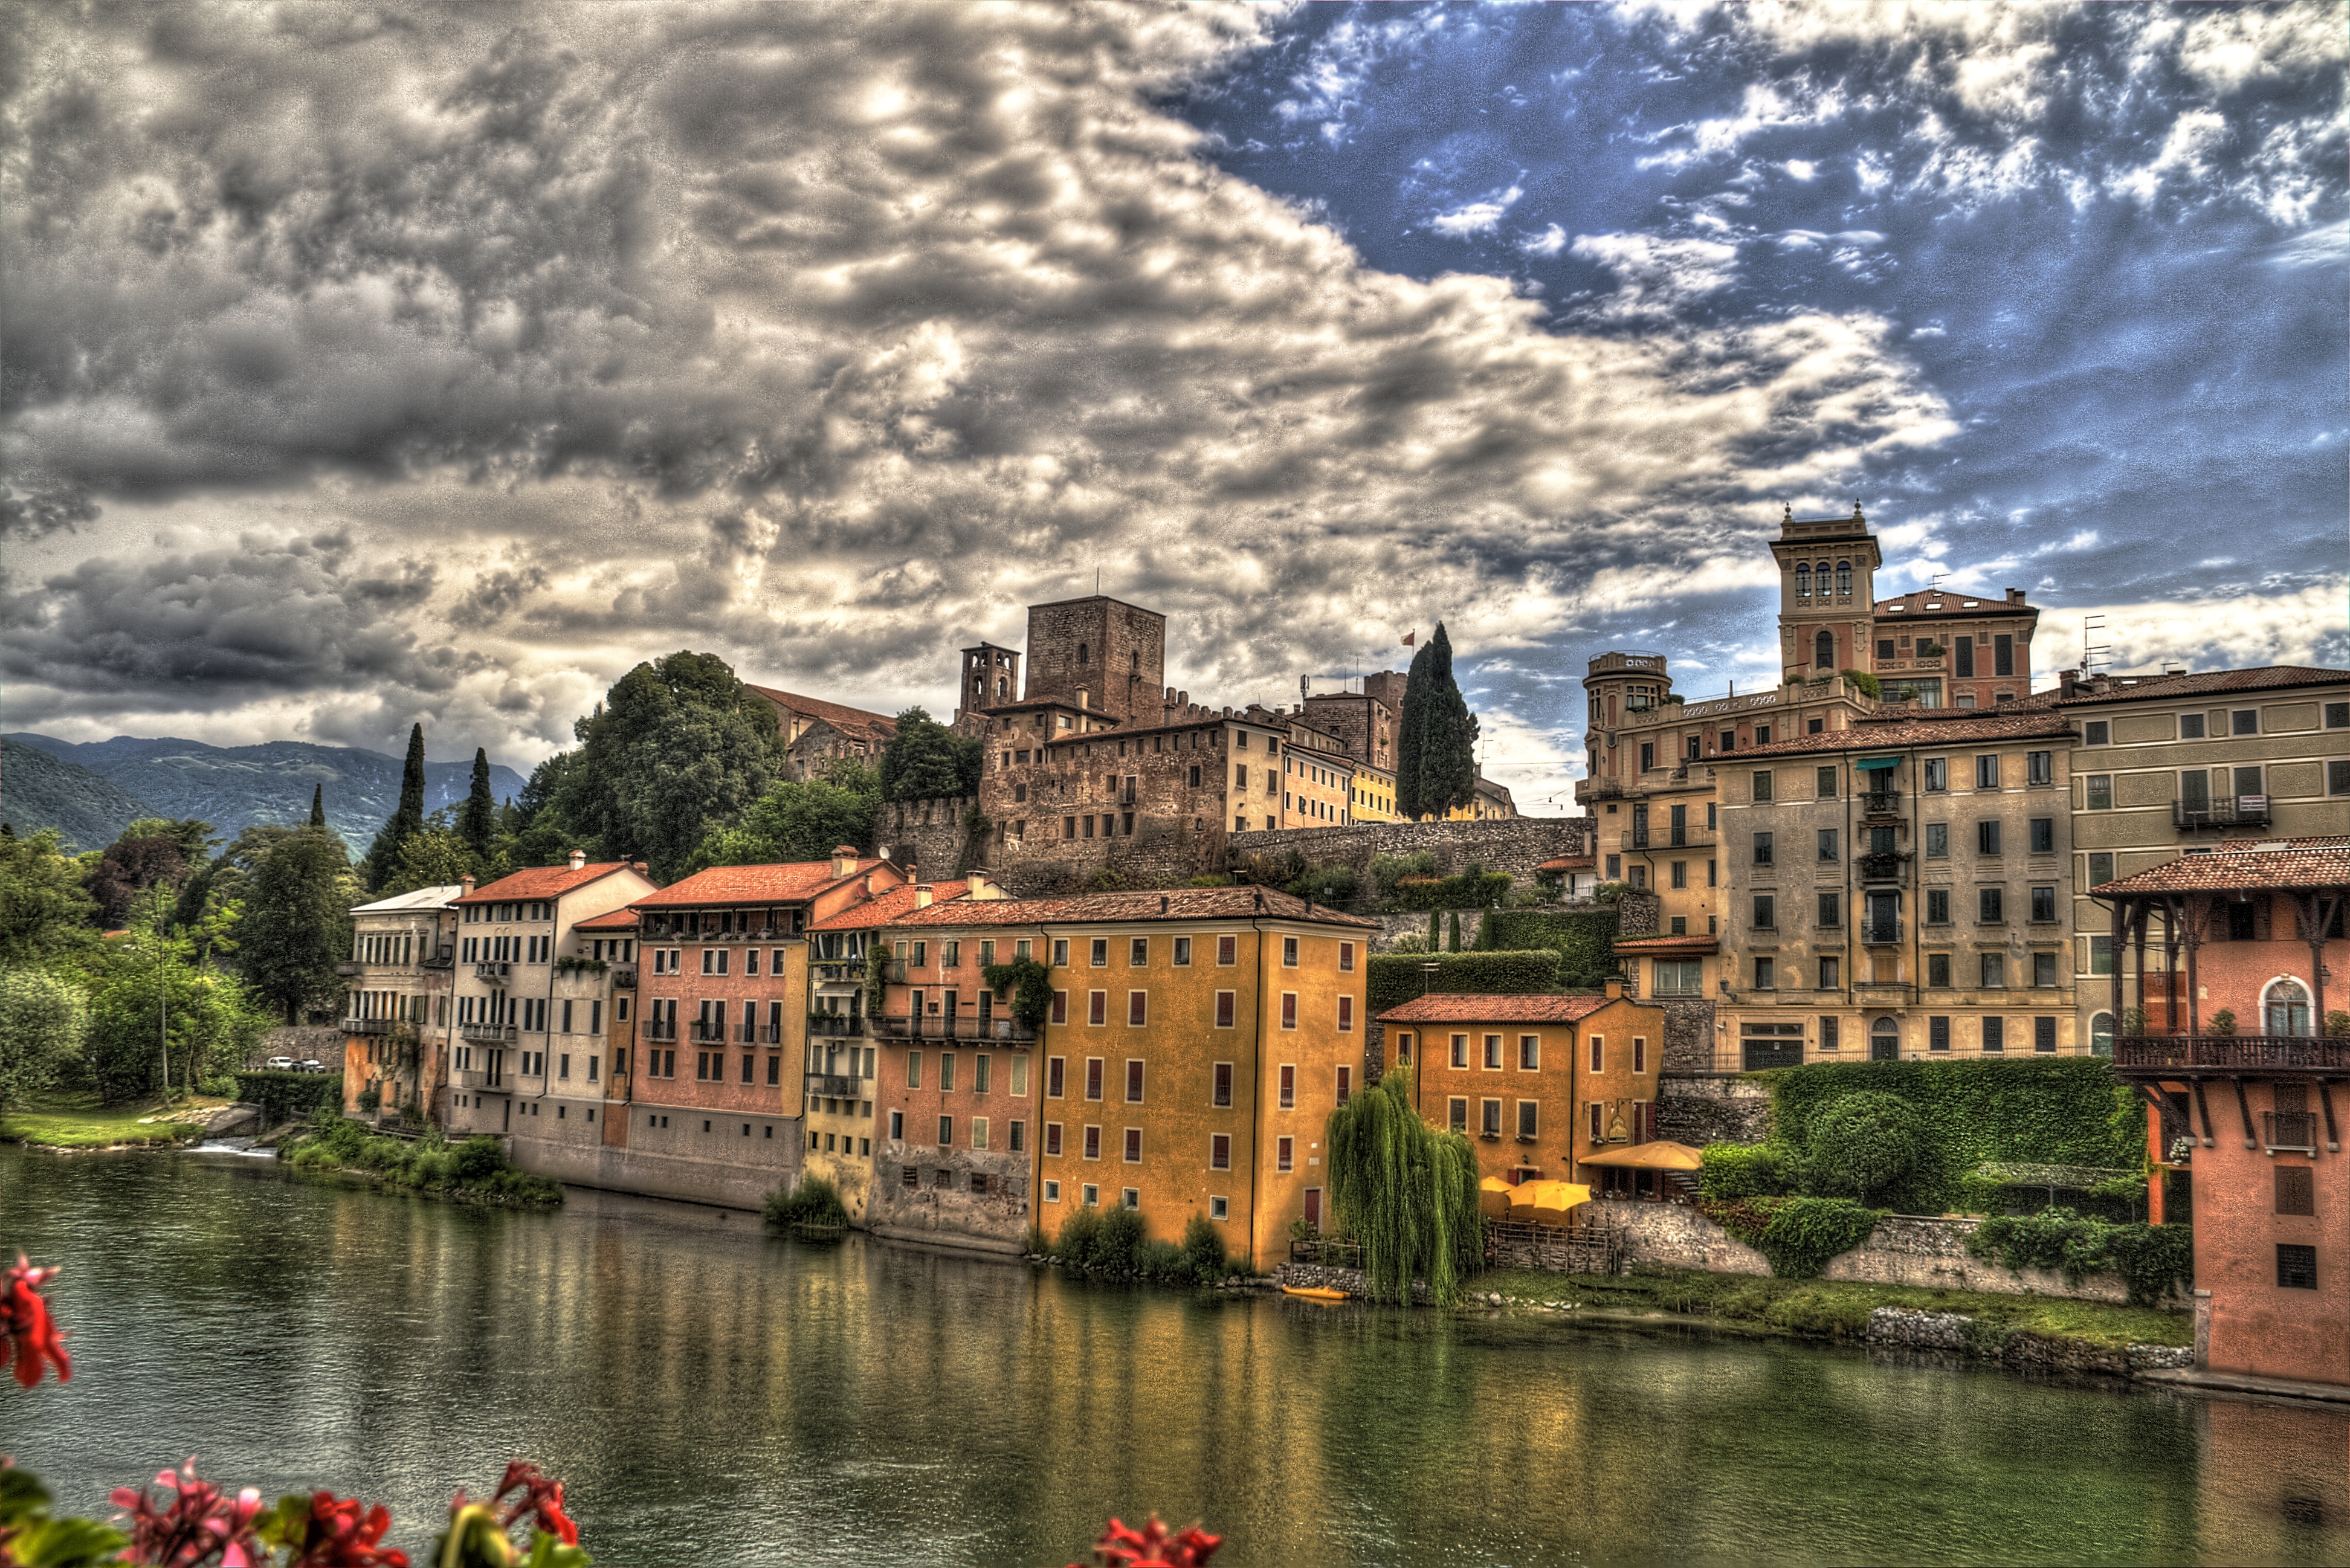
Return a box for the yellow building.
[1442,776,1519,821]
[1348,758,1400,823]
[1279,716,1354,828]
[871,886,1377,1268]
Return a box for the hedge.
[233,1070,342,1126]
[1481,909,1621,989]
[1758,1057,2141,1216]
[1387,873,1513,912]
[1367,950,1564,1015]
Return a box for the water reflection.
[2,1147,2344,1567]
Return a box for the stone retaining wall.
[1230,817,1595,889]
[1656,1076,1772,1144]
[1273,1262,1429,1303]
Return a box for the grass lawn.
[1481,1265,2192,1350]
[0,1091,228,1149]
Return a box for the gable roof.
[744,685,900,744]
[879,885,1379,930]
[805,880,972,932]
[631,859,891,909]
[2091,836,2350,897]
[1376,994,1612,1024]
[351,885,463,915]
[1613,935,1720,955]
[2056,665,2350,707]
[459,863,642,905]
[573,908,642,932]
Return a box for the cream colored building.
[340,885,461,1118]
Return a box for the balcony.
[1624,828,1714,851]
[1861,919,1903,946]
[336,961,365,977]
[2264,1111,2320,1155]
[2114,1035,2350,1075]
[871,1015,1038,1043]
[1859,853,1910,885]
[421,950,454,970]
[805,1073,865,1100]
[451,1066,488,1090]
[1854,981,1912,1004]
[343,1018,394,1036]
[807,1014,868,1039]
[1863,789,1901,817]
[813,960,866,986]
[644,1021,677,1042]
[610,966,637,989]
[474,962,511,986]
[689,1024,727,1044]
[458,1022,515,1044]
[2173,795,2271,831]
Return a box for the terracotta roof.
[2092,837,2350,897]
[1872,593,2039,620]
[1613,935,1720,955]
[573,908,642,932]
[1376,994,1612,1024]
[805,880,972,932]
[2055,665,2350,707]
[879,885,1380,930]
[1731,707,2074,760]
[458,863,643,905]
[631,860,891,908]
[744,685,900,743]
[1537,855,1596,871]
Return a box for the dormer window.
[1795,563,1812,598]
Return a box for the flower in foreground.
[112,1459,265,1568]
[269,1489,410,1568]
[1074,1514,1222,1568]
[3,1257,69,1389]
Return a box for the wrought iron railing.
[807,1015,867,1039]
[805,1074,864,1100]
[2264,1111,2320,1154]
[1863,790,1901,816]
[2172,796,2271,831]
[1861,918,1903,944]
[2113,1035,2346,1072]
[1859,852,1909,884]
[871,1016,1037,1042]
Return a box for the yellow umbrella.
[1525,1181,1593,1228]
[1479,1176,1516,1220]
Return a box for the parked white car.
[297,1059,328,1073]
[265,1055,297,1071]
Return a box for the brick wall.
[1022,598,1166,726]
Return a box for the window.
[939,1053,957,1091]
[1450,1033,1468,1069]
[1480,1099,1503,1138]
[1979,888,2004,923]
[937,1115,954,1146]
[2033,1016,2057,1053]
[1282,936,1299,967]
[2030,886,2057,923]
[2331,758,2350,798]
[1877,638,1895,662]
[1128,991,1146,1027]
[1090,939,1108,967]
[1214,991,1236,1028]
[1928,953,1951,988]
[2176,712,2206,739]
[2276,1166,2314,1217]
[1752,770,1774,802]
[1052,939,1070,967]
[1981,1017,2004,1053]
[2084,774,2113,811]
[1589,1035,1604,1073]
[1278,1135,1296,1171]
[2230,709,2259,737]
[1483,1034,1503,1071]
[1925,823,1949,858]
[2027,751,2053,786]
[1124,1128,1142,1163]
[1671,861,1687,889]
[1337,996,1354,1033]
[1817,766,1838,798]
[1818,957,1840,989]
[1971,755,1997,790]
[1520,1034,1540,1070]
[1280,993,1297,1030]
[907,1051,923,1089]
[1082,1125,1102,1160]
[1752,894,1776,929]
[1753,956,1775,990]
[1082,1184,1100,1207]
[1210,1134,1231,1171]
[1929,1016,1951,1053]
[1216,935,1237,966]
[1818,892,1842,929]
[1753,832,1775,867]
[1640,741,1656,772]
[974,1054,992,1094]
[1088,991,1107,1026]
[1977,821,2001,855]
[1045,1121,1063,1156]
[1818,1018,1839,1053]
[1955,636,1975,678]
[1338,941,1356,972]
[1047,1057,1067,1097]
[1279,1064,1296,1108]
[1980,953,2006,988]
[1125,1059,1144,1103]
[1924,758,1948,792]
[1817,829,1839,863]
[2277,1244,2317,1290]
[1925,889,1951,926]
[1589,1103,1604,1143]
[1173,937,1192,966]
[1085,1058,1104,1100]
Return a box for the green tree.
[308,784,326,828]
[499,751,584,869]
[0,828,102,964]
[691,761,880,869]
[878,707,981,802]
[1394,623,1479,821]
[120,818,219,863]
[560,651,781,880]
[87,830,191,928]
[363,723,430,889]
[382,824,482,895]
[1806,1090,1926,1208]
[239,826,360,1024]
[87,898,268,1103]
[1325,1068,1483,1306]
[460,747,499,857]
[1447,911,1461,952]
[0,966,89,1111]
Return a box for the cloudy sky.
[4,2,2342,807]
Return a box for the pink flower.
[2,1256,69,1389]
[492,1462,578,1549]
[1074,1514,1222,1568]
[279,1490,410,1568]
[112,1460,265,1567]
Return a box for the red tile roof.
[805,880,973,932]
[1613,935,1720,955]
[744,685,900,743]
[573,908,641,932]
[2092,836,2350,896]
[1376,994,1612,1024]
[877,885,1379,930]
[458,863,643,905]
[1538,855,1596,871]
[631,860,891,908]
[1872,593,2039,620]
[2056,665,2350,706]
[1731,706,2075,759]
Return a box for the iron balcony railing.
[1861,918,1903,945]
[457,1022,515,1044]
[343,1018,394,1035]
[1863,789,1901,816]
[2113,1035,2347,1073]
[805,1073,864,1100]
[807,1015,867,1039]
[1859,852,1910,885]
[689,1024,726,1043]
[473,962,511,985]
[813,960,866,984]
[644,1021,677,1042]
[2264,1111,2320,1155]
[1625,828,1715,851]
[609,966,637,989]
[2173,795,2271,831]
[871,1015,1038,1043]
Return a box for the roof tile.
[631,860,891,908]
[805,880,973,932]
[1376,994,1613,1024]
[2092,836,2350,896]
[458,863,642,905]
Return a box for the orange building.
[865,886,1377,1265]
[1379,983,1671,1195]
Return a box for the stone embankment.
[1864,1306,2192,1375]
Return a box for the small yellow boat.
[1281,1284,1349,1303]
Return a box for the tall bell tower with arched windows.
[1771,503,1882,685]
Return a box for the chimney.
[1160,893,1169,914]
[969,870,992,895]
[915,885,934,909]
[831,845,857,879]
[568,849,586,872]
[2058,668,2079,699]
[631,861,648,875]
[2006,588,2025,605]
[1606,976,1625,1001]
[460,874,476,897]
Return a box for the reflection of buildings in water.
[2197,1396,2350,1563]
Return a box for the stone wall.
[250,1027,346,1070]
[865,1137,1032,1254]
[1228,816,1595,891]
[1272,1262,1430,1303]
[1590,1199,2168,1304]
[874,795,983,884]
[1657,1073,1771,1144]
[1612,888,1662,937]
[1656,999,1718,1073]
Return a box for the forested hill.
[0,736,158,851]
[3,734,527,857]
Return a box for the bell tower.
[1770,503,1882,684]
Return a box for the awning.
[1854,756,1902,771]
[1577,1140,1704,1171]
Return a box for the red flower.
[112,1459,265,1568]
[280,1490,410,1568]
[1074,1514,1222,1568]
[2,1256,69,1389]
[492,1462,578,1547]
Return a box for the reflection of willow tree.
[1325,1068,1482,1306]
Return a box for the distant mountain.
[0,737,160,852]
[4,734,528,858]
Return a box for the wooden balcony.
[2112,1035,2348,1076]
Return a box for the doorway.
[1870,1019,1899,1061]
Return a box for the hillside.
[4,735,528,857]
[0,737,160,852]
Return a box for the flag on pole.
[1401,629,1416,647]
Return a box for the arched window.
[1077,642,1089,666]
[995,677,1008,699]
[1795,563,1811,598]
[1815,630,1836,671]
[2089,1011,2114,1057]
[2263,977,2313,1037]
[1870,1017,1899,1060]
[1835,559,1853,596]
[1816,558,1832,584]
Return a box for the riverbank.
[0,1092,224,1149]
[284,1116,564,1207]
[1474,1266,2192,1375]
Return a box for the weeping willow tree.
[1325,1068,1484,1306]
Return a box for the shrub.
[233,1070,340,1126]
[1480,908,1621,988]
[1839,668,1882,699]
[1365,951,1563,1014]
[355,1083,382,1115]
[1284,863,1358,904]
[1387,872,1514,912]
[1057,1205,1105,1266]
[1134,1239,1190,1283]
[1181,1212,1227,1280]
[1702,1195,1882,1279]
[1187,874,1234,889]
[1699,1144,1794,1202]
[1967,1207,2193,1306]
[1097,1206,1146,1273]
[2328,1009,2350,1039]
[1804,1091,1924,1207]
[1370,851,1436,897]
[2206,1008,2236,1037]
[1387,932,1428,954]
[766,1173,848,1228]
[1447,912,1461,951]
[980,958,1053,1030]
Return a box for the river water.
[1,1146,2344,1567]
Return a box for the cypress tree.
[365,724,429,887]
[1447,911,1461,952]
[1427,909,1441,949]
[308,784,326,828]
[460,748,496,857]
[1394,624,1479,821]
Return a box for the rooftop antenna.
[2082,613,2111,675]
[1926,573,1948,594]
